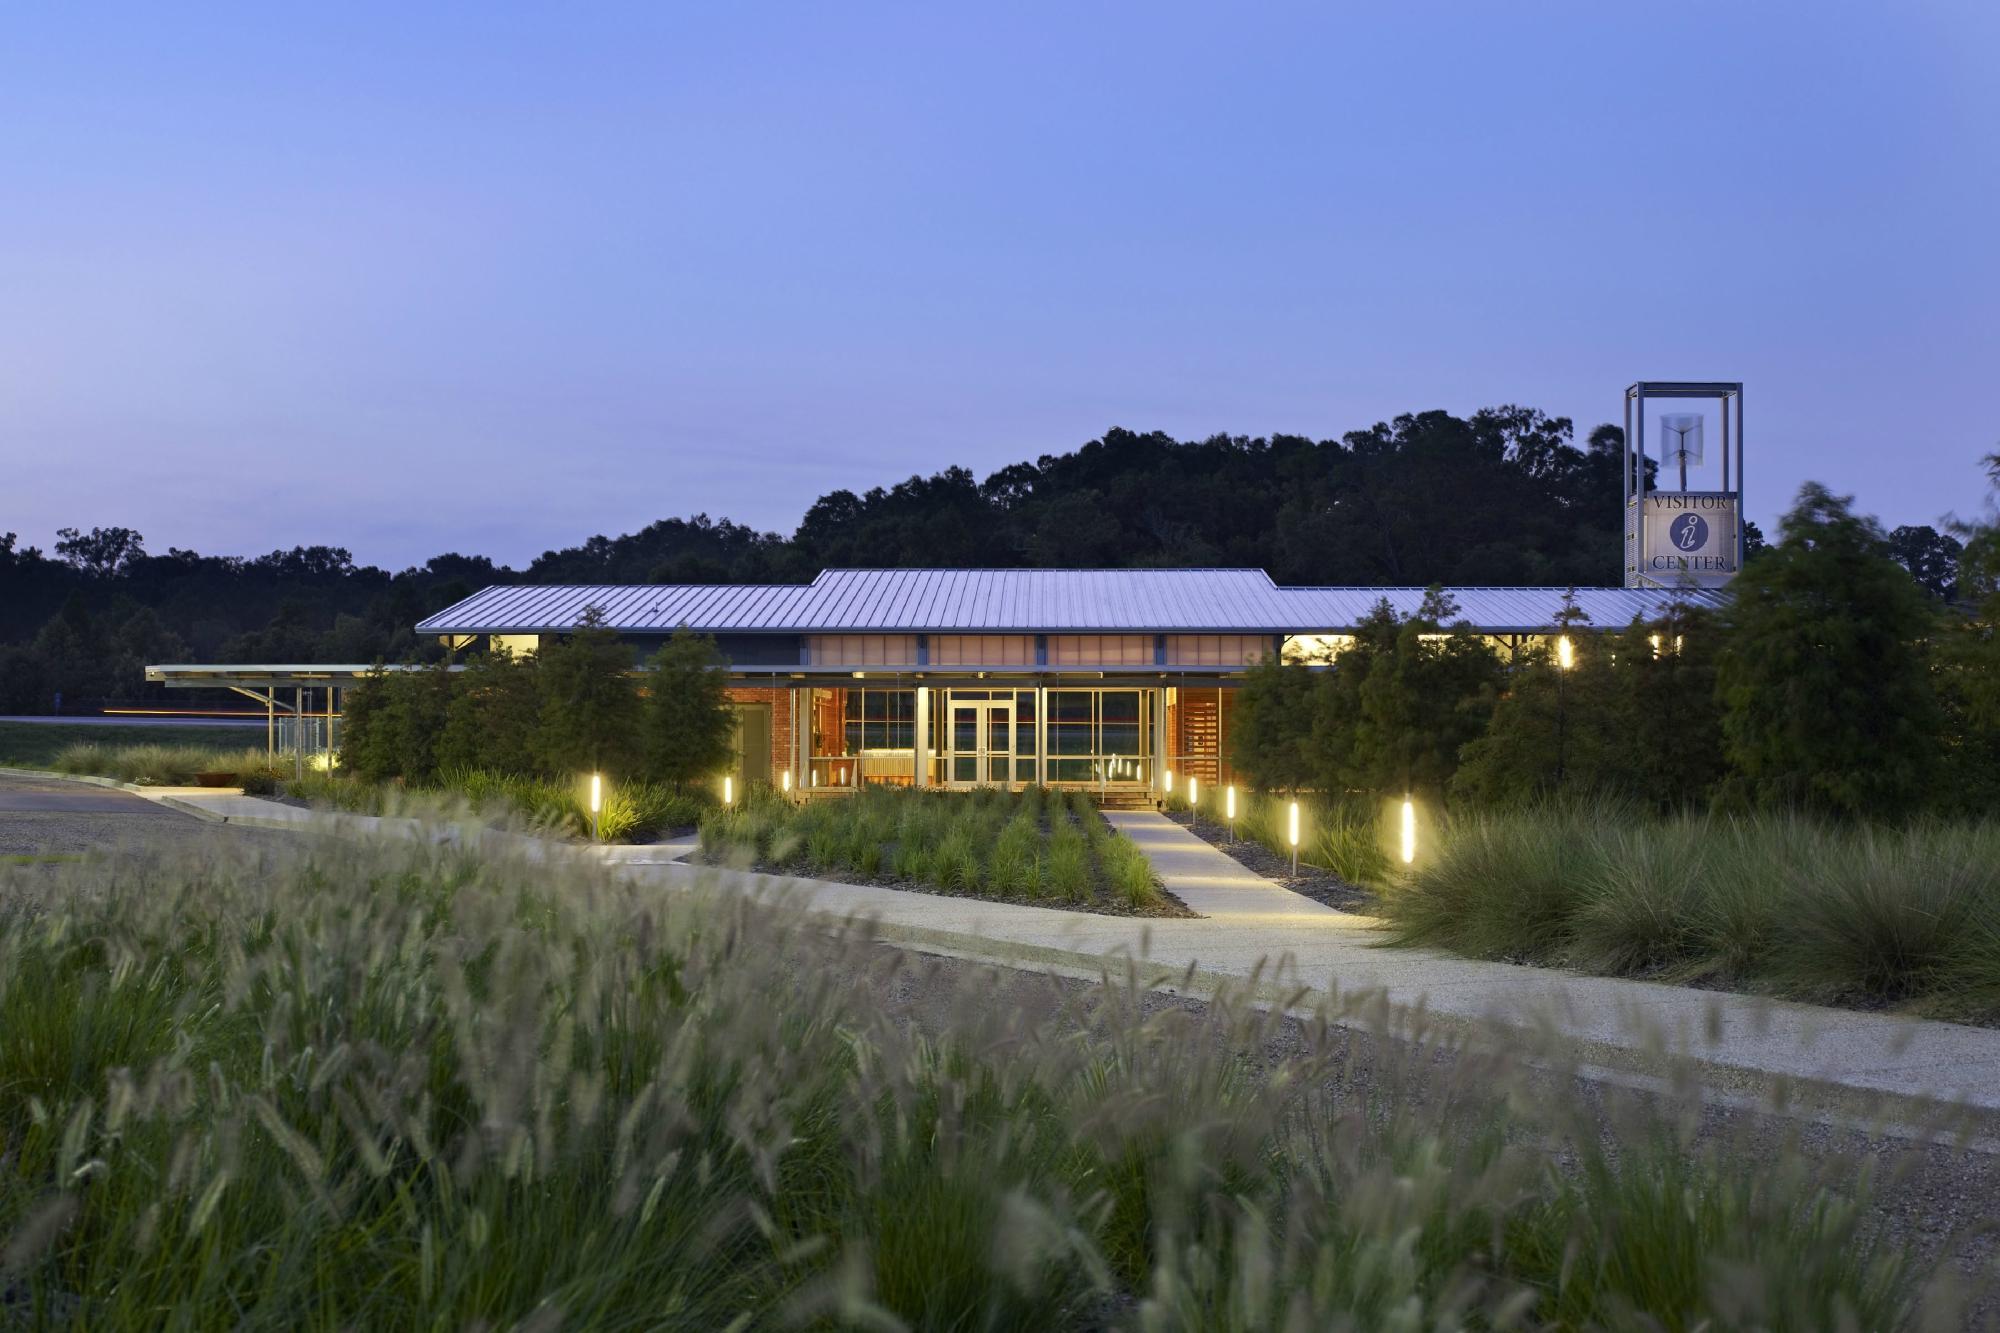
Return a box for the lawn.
[699,785,1180,914]
[0,721,262,773]
[0,833,1966,1328]
[1374,803,2000,1023]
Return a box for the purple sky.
[4,3,1996,571]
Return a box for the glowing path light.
[1400,798,1417,865]
[1226,784,1237,842]
[1287,800,1300,876]
[589,773,602,843]
[723,775,734,807]
[782,769,792,795]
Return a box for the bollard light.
[782,768,792,795]
[1400,797,1416,865]
[1287,800,1300,876]
[1188,776,1199,812]
[723,775,734,807]
[1165,770,1174,795]
[1225,785,1236,842]
[589,773,602,844]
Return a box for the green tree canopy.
[1717,483,1940,819]
[532,607,643,779]
[1453,591,1624,805]
[436,647,541,777]
[640,628,736,787]
[1313,590,1502,797]
[1227,651,1318,791]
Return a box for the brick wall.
[725,686,794,785]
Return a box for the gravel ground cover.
[0,773,294,858]
[876,947,2000,1323]
[1164,806,1376,913]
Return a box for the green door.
[734,704,772,788]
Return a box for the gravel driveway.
[0,772,294,857]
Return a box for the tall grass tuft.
[0,833,1958,1326]
[1379,803,2000,1019]
[48,741,277,787]
[694,786,1174,914]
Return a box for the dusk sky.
[4,3,1995,571]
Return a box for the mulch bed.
[1163,810,1376,915]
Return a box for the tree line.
[338,618,736,789]
[1229,473,2000,821]
[0,406,1972,714]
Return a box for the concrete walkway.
[52,780,2000,1118]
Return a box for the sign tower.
[1623,381,1744,589]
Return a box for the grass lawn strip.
[699,786,1190,917]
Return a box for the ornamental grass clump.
[0,834,1961,1328]
[987,813,1042,898]
[690,786,1174,914]
[1046,819,1091,903]
[1377,803,2000,1021]
[49,741,274,787]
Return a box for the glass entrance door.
[949,700,1014,786]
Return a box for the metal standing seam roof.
[414,569,1732,637]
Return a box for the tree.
[436,647,541,776]
[338,668,396,781]
[533,606,642,778]
[639,628,736,786]
[1887,524,1963,602]
[1619,598,1726,808]
[1717,483,1940,819]
[1933,453,2000,812]
[1312,591,1501,796]
[1227,652,1318,791]
[1453,592,1625,805]
[54,526,146,576]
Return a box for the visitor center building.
[399,568,1724,797]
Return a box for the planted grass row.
[283,766,711,842]
[0,722,262,773]
[0,834,1965,1327]
[700,785,1172,914]
[41,739,280,788]
[1378,803,2000,1021]
[1169,786,1395,888]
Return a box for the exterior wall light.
[1556,636,1574,671]
[1400,797,1416,865]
